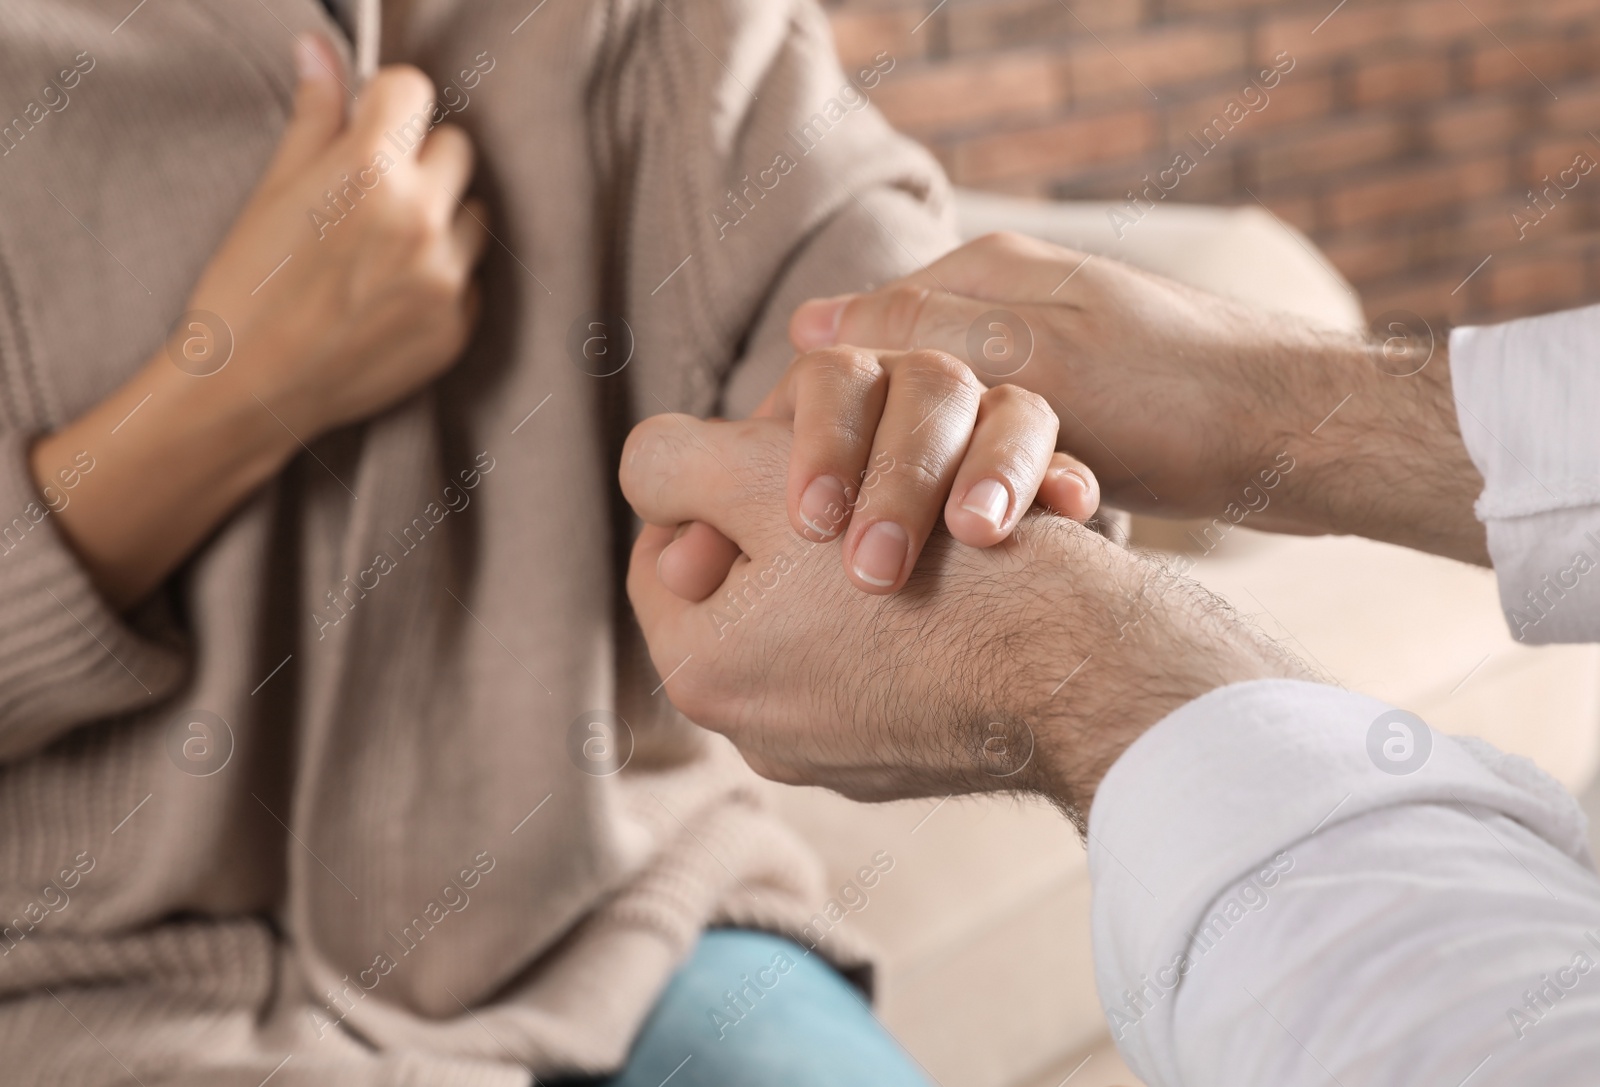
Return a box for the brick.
[1252,190,1318,233]
[1462,35,1575,94]
[1169,70,1340,145]
[947,109,1159,184]
[1161,0,1275,16]
[1427,97,1523,155]
[822,0,1600,323]
[828,7,929,70]
[1160,71,1335,159]
[1250,114,1411,186]
[1514,195,1595,246]
[1431,200,1526,259]
[1543,80,1600,133]
[1069,24,1248,103]
[1359,269,1470,330]
[1325,154,1512,228]
[1347,50,1451,106]
[1523,134,1600,186]
[1396,0,1500,42]
[1484,249,1590,312]
[943,0,1142,55]
[1254,3,1400,68]
[871,53,1069,134]
[1319,227,1415,285]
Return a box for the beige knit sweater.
[0,1,954,1082]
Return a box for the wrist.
[1258,333,1488,564]
[989,521,1305,829]
[142,349,302,495]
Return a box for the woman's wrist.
[30,348,302,607]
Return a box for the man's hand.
[789,232,1489,565]
[621,414,1302,822]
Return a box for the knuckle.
[903,349,981,397]
[803,346,881,388]
[986,383,1055,422]
[622,416,694,493]
[889,454,944,495]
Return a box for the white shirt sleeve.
[1089,679,1600,1087]
[1451,306,1600,643]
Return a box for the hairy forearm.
[981,519,1307,828]
[1248,333,1488,565]
[30,355,297,609]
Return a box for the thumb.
[620,415,787,553]
[790,294,854,352]
[264,34,348,184]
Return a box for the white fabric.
[1089,307,1600,1085]
[1451,305,1600,643]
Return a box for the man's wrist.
[986,520,1306,829]
[1251,332,1489,565]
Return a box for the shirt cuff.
[1086,678,1590,1086]
[1450,307,1600,643]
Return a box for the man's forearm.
[1000,520,1311,828]
[1240,331,1489,566]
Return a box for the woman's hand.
[190,35,488,437]
[653,345,1101,601]
[29,37,491,608]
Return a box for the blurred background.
[824,0,1600,330]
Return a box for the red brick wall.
[827,0,1600,327]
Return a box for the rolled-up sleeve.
[1451,306,1600,643]
[0,431,186,759]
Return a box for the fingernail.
[1049,466,1099,515]
[961,478,1011,530]
[296,35,326,81]
[1049,465,1082,492]
[792,296,849,349]
[799,476,850,540]
[1054,466,1094,500]
[853,521,908,588]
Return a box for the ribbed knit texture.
[0,0,955,1082]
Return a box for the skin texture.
[655,345,1103,602]
[29,37,488,608]
[789,231,1490,567]
[621,415,1304,826]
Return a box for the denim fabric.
[560,929,931,1087]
